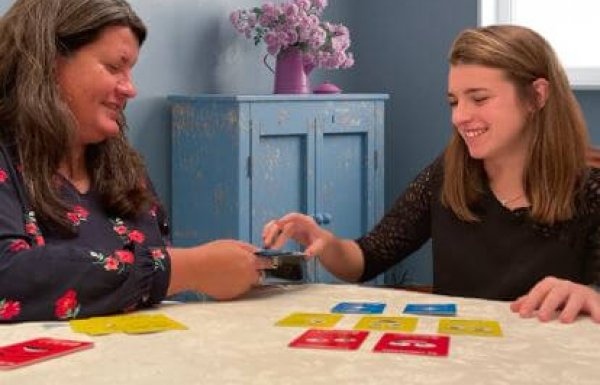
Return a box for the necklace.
[499,194,523,206]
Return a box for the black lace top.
[356,157,600,301]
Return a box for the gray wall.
[2,0,600,284]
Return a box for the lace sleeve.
[357,158,442,282]
[584,169,600,286]
[587,228,600,287]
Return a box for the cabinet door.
[313,101,380,283]
[250,102,316,270]
[171,101,250,247]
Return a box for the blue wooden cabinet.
[168,94,388,283]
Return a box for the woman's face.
[447,64,532,163]
[55,26,139,146]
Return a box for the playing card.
[70,313,187,335]
[353,316,418,332]
[373,333,450,357]
[0,338,93,370]
[69,317,121,335]
[331,302,386,314]
[438,318,503,337]
[403,303,457,316]
[118,314,188,334]
[275,312,343,328]
[289,329,369,350]
[255,249,306,281]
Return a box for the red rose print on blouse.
[110,218,146,247]
[67,205,89,226]
[150,248,166,271]
[91,250,133,274]
[114,225,127,235]
[0,169,8,183]
[24,211,45,246]
[127,230,145,244]
[114,250,135,264]
[25,222,37,234]
[0,299,21,320]
[9,239,31,253]
[54,289,80,320]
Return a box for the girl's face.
[447,64,532,164]
[55,26,139,146]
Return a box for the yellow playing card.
[70,314,187,335]
[275,312,343,328]
[118,314,188,334]
[437,318,503,337]
[353,316,418,332]
[70,317,121,336]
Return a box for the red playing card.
[373,333,450,357]
[289,329,369,350]
[0,337,94,370]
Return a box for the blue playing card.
[331,302,386,314]
[403,304,457,316]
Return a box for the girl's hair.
[0,0,152,234]
[443,25,589,224]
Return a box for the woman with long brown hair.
[0,0,265,322]
[263,25,600,324]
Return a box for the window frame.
[479,0,600,90]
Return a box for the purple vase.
[272,47,313,94]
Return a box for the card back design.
[373,333,450,357]
[353,316,418,332]
[70,313,188,335]
[403,303,457,316]
[275,312,343,328]
[438,318,503,337]
[331,302,386,314]
[0,338,93,370]
[289,329,369,350]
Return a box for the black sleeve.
[0,147,169,322]
[356,158,441,282]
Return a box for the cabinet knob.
[312,213,332,225]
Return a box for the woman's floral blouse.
[0,145,171,322]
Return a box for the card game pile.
[0,313,187,370]
[275,301,502,357]
[0,300,504,370]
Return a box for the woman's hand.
[262,212,334,258]
[167,239,266,300]
[510,276,600,323]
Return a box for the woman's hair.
[443,25,589,224]
[0,0,152,234]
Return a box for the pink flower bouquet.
[230,0,354,70]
